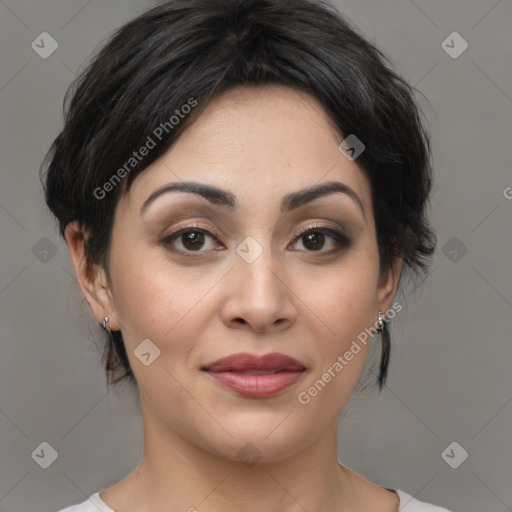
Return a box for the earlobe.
[64,221,121,331]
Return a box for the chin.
[191,415,316,465]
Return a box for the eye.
[160,224,223,253]
[289,224,351,253]
[160,222,351,255]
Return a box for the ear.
[64,220,121,330]
[376,255,403,315]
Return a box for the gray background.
[1,1,511,511]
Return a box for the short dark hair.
[41,0,436,390]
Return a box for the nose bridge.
[234,234,284,303]
[222,233,296,332]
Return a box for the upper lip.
[202,352,306,373]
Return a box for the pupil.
[183,231,204,250]
[304,232,324,251]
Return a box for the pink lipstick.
[202,352,305,397]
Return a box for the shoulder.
[397,490,452,511]
[55,492,114,512]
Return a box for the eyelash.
[159,222,351,255]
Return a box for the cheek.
[295,254,379,396]
[296,284,376,414]
[109,248,220,361]
[333,271,377,338]
[302,257,379,343]
[108,246,176,336]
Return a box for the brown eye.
[160,226,222,253]
[180,230,206,251]
[290,226,352,253]
[302,231,326,251]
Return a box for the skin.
[66,84,403,512]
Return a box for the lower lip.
[205,370,305,397]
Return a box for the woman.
[43,0,450,510]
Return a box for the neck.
[126,401,357,512]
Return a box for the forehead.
[122,84,371,216]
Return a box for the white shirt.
[56,489,452,511]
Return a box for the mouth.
[201,352,306,398]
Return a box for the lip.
[202,352,306,398]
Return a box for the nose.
[220,245,298,334]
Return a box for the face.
[69,85,400,463]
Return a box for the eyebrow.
[140,180,366,219]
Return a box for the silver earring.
[376,310,384,333]
[102,316,111,333]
